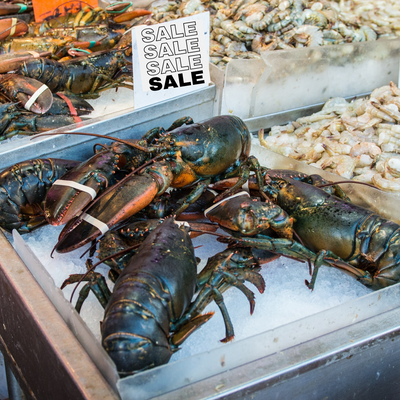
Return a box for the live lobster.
[212,169,400,290]
[17,46,133,97]
[0,158,80,233]
[98,218,265,375]
[45,115,266,253]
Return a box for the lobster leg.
[219,236,318,262]
[305,250,384,290]
[86,73,133,96]
[173,249,266,342]
[228,236,372,290]
[173,179,211,217]
[166,116,193,131]
[61,260,112,312]
[214,156,266,203]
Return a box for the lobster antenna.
[317,180,376,189]
[32,131,150,152]
[291,229,313,275]
[70,243,141,303]
[80,240,99,259]
[189,229,228,238]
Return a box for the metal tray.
[2,95,400,400]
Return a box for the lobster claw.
[0,18,28,40]
[54,161,175,253]
[0,74,53,114]
[44,141,148,226]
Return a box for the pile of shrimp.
[148,0,400,68]
[259,81,400,193]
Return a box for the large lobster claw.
[44,141,148,226]
[55,161,175,253]
[0,18,28,40]
[205,192,293,239]
[0,74,53,114]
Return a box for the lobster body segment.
[168,115,251,185]
[268,177,400,288]
[272,178,373,260]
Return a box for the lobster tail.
[101,218,199,375]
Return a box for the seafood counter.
[1,115,400,399]
[148,0,400,67]
[2,0,400,134]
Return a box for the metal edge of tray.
[0,84,216,170]
[244,92,371,133]
[0,228,120,400]
[150,299,400,400]
[117,282,400,400]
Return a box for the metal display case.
[210,38,400,119]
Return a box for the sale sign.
[132,12,210,109]
[32,0,98,23]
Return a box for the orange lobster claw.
[0,74,53,114]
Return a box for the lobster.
[50,115,266,253]
[0,92,92,140]
[17,46,133,97]
[99,218,265,375]
[0,74,53,114]
[217,171,400,291]
[0,158,80,233]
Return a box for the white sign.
[132,12,210,109]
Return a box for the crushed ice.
[7,223,372,363]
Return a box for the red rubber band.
[56,92,82,123]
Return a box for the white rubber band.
[10,18,17,36]
[27,50,40,58]
[206,188,218,196]
[53,180,97,200]
[80,213,109,235]
[204,191,250,217]
[24,84,50,111]
[174,221,190,228]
